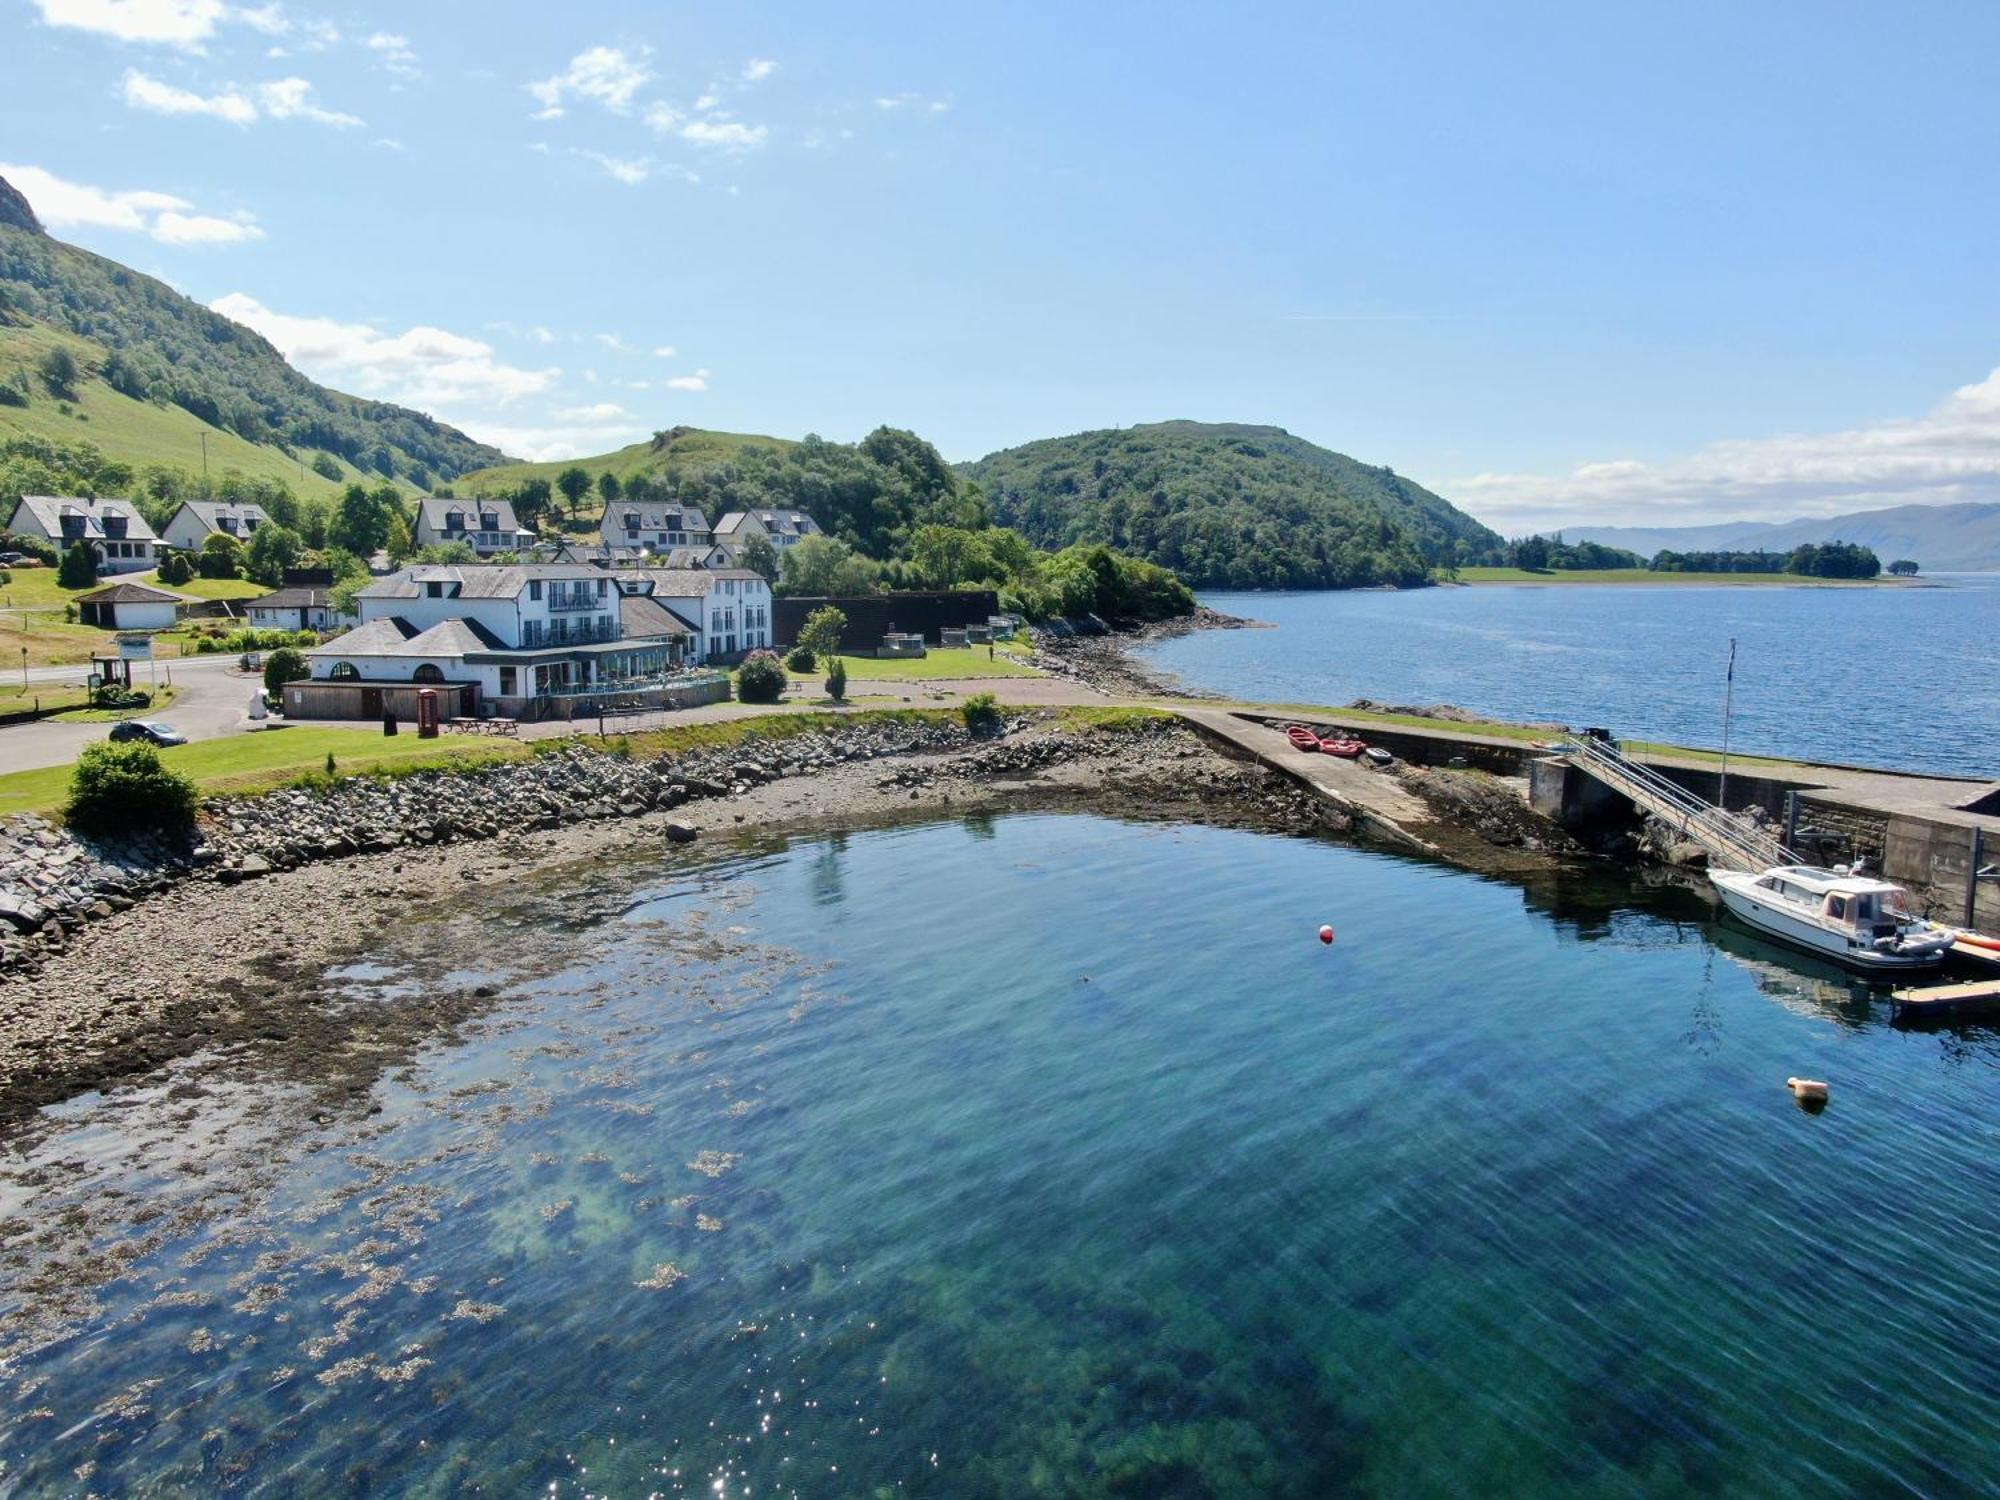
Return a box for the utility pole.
[200,431,209,486]
[1718,637,1737,814]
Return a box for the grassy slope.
[1449,566,1898,587]
[457,428,796,498]
[0,727,528,817]
[0,324,366,497]
[820,644,1042,680]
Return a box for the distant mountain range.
[1565,502,2000,572]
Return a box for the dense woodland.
[471,425,1195,622]
[0,201,503,484]
[1494,532,1885,578]
[960,421,1505,589]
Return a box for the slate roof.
[714,509,818,539]
[404,617,508,654]
[620,594,699,640]
[173,500,269,533]
[9,496,157,543]
[417,496,529,534]
[603,505,712,534]
[247,586,339,610]
[619,567,765,597]
[307,617,421,657]
[358,563,607,600]
[76,581,187,605]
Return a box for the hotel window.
[529,579,543,601]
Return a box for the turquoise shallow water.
[4,815,2000,1495]
[1136,577,2000,776]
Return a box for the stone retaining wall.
[0,718,975,974]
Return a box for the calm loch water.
[4,815,1999,1495]
[1138,576,2000,777]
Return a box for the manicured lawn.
[0,681,91,714]
[1447,567,1896,587]
[49,683,178,722]
[0,727,529,817]
[0,568,265,611]
[820,645,1042,680]
[1260,702,1800,768]
[170,576,268,602]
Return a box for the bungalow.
[620,567,773,661]
[75,580,188,631]
[413,496,536,557]
[243,583,354,634]
[598,503,713,555]
[712,509,821,559]
[5,496,159,574]
[286,563,715,722]
[160,500,270,553]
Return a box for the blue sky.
[6,0,2000,532]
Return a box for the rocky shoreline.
[1028,605,1259,698]
[0,711,1345,1128]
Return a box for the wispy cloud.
[741,57,778,83]
[677,118,767,151]
[121,67,360,126]
[651,344,677,359]
[874,91,951,114]
[665,368,712,392]
[31,0,228,47]
[571,149,655,186]
[527,45,651,119]
[0,160,262,245]
[364,30,418,81]
[592,332,634,353]
[121,67,255,123]
[1452,365,2000,530]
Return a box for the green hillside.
[0,321,367,497]
[0,174,506,488]
[459,426,795,495]
[961,420,1503,589]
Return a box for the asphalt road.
[0,656,264,774]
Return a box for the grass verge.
[822,645,1042,680]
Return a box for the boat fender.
[1786,1077,1829,1107]
[1318,925,1335,946]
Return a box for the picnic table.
[447,716,519,737]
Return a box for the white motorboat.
[1710,865,1956,974]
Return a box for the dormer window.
[445,512,465,531]
[425,580,444,598]
[479,512,499,531]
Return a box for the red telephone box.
[415,687,440,738]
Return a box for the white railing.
[1563,735,1803,871]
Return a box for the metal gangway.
[1560,733,1804,872]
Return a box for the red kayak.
[1286,725,1322,751]
[1319,738,1368,759]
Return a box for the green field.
[0,726,529,817]
[1447,566,1896,587]
[457,428,796,515]
[0,324,366,498]
[817,644,1042,680]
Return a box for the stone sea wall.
[0,719,981,973]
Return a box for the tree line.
[1493,532,1885,579]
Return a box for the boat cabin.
[1751,866,1918,936]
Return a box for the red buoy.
[1318,925,1335,945]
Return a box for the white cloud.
[152,208,261,244]
[874,91,951,113]
[527,45,651,119]
[531,326,556,344]
[31,0,226,46]
[373,137,403,152]
[640,101,679,134]
[552,402,628,422]
[234,2,284,33]
[678,118,767,150]
[120,67,360,126]
[456,418,645,463]
[210,291,560,407]
[741,57,777,83]
[1451,365,2000,531]
[651,344,677,358]
[256,75,361,126]
[573,150,653,186]
[364,30,418,80]
[0,160,261,246]
[665,368,711,392]
[121,67,256,122]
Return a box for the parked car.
[107,720,188,747]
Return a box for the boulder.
[663,822,699,844]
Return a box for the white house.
[289,563,710,722]
[599,503,712,555]
[622,567,773,661]
[75,580,187,631]
[538,539,731,571]
[160,500,270,553]
[243,583,354,634]
[414,496,536,557]
[5,496,159,574]
[712,509,821,559]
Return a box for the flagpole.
[1719,637,1737,815]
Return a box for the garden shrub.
[65,741,198,835]
[263,646,309,695]
[961,692,1003,736]
[734,652,787,704]
[89,684,150,710]
[826,656,848,702]
[785,645,816,673]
